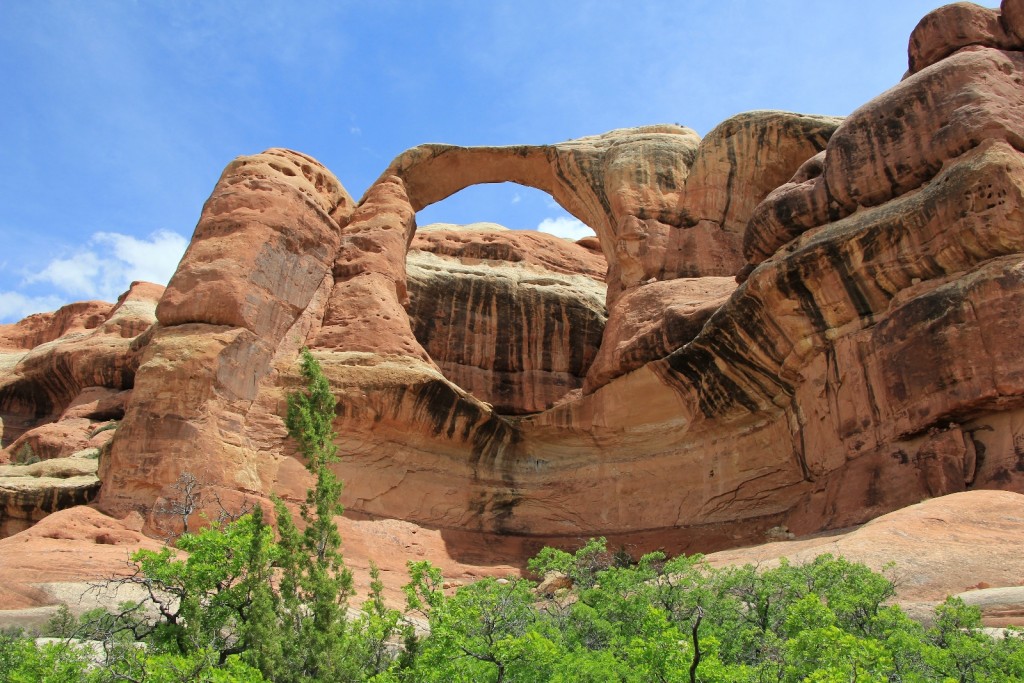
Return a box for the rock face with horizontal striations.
[0,282,161,533]
[0,452,100,537]
[406,224,607,414]
[1,2,1024,575]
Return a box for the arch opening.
[404,183,608,415]
[416,182,594,239]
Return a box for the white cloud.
[511,192,521,204]
[30,253,103,298]
[536,216,595,241]
[0,291,64,322]
[26,229,188,303]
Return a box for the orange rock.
[98,149,352,520]
[377,118,837,304]
[907,2,1018,74]
[0,281,160,453]
[407,225,607,413]
[0,506,162,616]
[827,47,1024,213]
[157,149,351,335]
[705,490,1024,604]
[314,175,427,360]
[583,277,735,392]
[0,301,111,352]
[0,454,100,537]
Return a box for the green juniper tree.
[268,347,354,681]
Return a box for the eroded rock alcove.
[405,221,607,415]
[4,1,1024,563]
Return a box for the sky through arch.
[415,182,596,241]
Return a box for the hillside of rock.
[1,1,1023,576]
[0,282,162,533]
[704,490,1024,627]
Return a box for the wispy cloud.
[0,230,189,322]
[27,230,188,301]
[536,216,595,241]
[0,292,64,322]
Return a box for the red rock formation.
[907,2,1020,74]
[0,506,163,627]
[0,282,161,455]
[0,282,160,533]
[0,453,101,537]
[310,0,1024,547]
[0,302,111,352]
[2,2,1023,582]
[379,116,837,306]
[583,277,734,392]
[99,149,353,521]
[705,490,1024,625]
[406,225,607,414]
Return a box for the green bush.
[88,421,119,439]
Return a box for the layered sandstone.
[0,1,1022,584]
[406,224,607,414]
[583,276,735,392]
[0,451,101,537]
[0,283,161,534]
[313,0,1024,547]
[377,115,838,306]
[0,283,160,454]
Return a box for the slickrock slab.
[705,491,1024,605]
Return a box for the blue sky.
[0,0,989,322]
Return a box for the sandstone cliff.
[0,282,161,534]
[2,1,1024,565]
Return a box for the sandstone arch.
[90,109,872,546]
[370,125,700,304]
[94,117,846,532]
[6,0,1020,574]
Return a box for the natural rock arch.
[373,115,840,306]
[6,0,1019,572]
[370,126,702,304]
[97,115,847,539]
